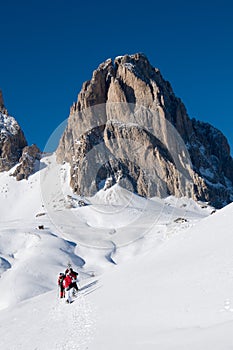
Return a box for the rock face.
[0,91,6,113]
[0,91,41,179]
[0,92,27,172]
[11,144,41,180]
[56,54,233,208]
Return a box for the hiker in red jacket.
[63,272,73,303]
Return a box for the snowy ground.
[0,154,233,349]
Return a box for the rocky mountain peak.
[57,53,233,208]
[0,90,41,178]
[114,53,157,83]
[0,90,7,115]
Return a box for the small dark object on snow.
[174,217,188,223]
[38,225,44,230]
[78,200,88,207]
[35,212,46,217]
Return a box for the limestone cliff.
[56,54,233,208]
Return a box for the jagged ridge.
[0,91,41,179]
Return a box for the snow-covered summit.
[0,91,19,135]
[0,91,28,172]
[0,110,27,172]
[0,92,41,179]
[90,182,148,207]
[0,111,21,136]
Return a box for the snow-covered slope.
[1,153,232,349]
[87,203,233,349]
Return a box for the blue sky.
[1,0,233,152]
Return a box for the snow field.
[1,153,231,349]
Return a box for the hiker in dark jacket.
[68,268,79,293]
[57,272,65,298]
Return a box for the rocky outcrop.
[0,91,6,114]
[0,91,41,179]
[0,91,27,172]
[187,119,233,207]
[56,54,233,208]
[11,144,41,180]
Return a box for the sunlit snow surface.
[1,154,233,349]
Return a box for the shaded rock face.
[57,54,233,208]
[0,91,41,179]
[11,144,41,180]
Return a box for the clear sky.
[1,0,233,152]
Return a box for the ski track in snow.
[0,290,97,350]
[50,295,96,350]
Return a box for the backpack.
[58,273,65,286]
[69,268,78,280]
